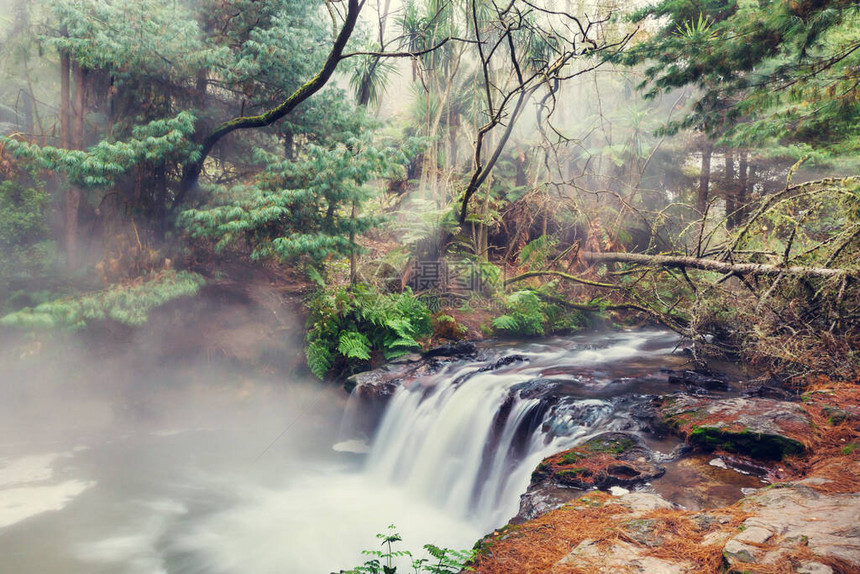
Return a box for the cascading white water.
[362,330,676,531]
[366,370,558,528]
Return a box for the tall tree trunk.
[60,51,77,271]
[697,142,713,216]
[349,200,357,286]
[64,63,86,271]
[283,130,294,160]
[60,51,70,148]
[736,150,749,228]
[724,149,736,229]
[73,63,85,148]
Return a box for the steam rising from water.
[0,325,684,574]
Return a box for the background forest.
[0,0,858,382]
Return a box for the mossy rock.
[583,434,635,455]
[687,426,804,460]
[661,396,810,461]
[531,432,664,490]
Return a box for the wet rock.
[516,433,665,521]
[722,484,860,571]
[742,384,795,401]
[821,405,850,425]
[344,342,481,394]
[480,354,528,371]
[660,395,810,460]
[648,453,767,510]
[344,364,405,395]
[512,482,578,524]
[667,370,730,393]
[532,433,665,490]
[450,354,528,387]
[508,378,563,400]
[421,340,478,360]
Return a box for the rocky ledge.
[470,382,860,574]
[343,341,480,396]
[472,478,860,574]
[659,395,809,460]
[516,432,665,521]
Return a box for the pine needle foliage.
[0,270,204,330]
[2,113,199,188]
[620,0,860,157]
[182,130,420,264]
[305,285,432,379]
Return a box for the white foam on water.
[0,452,95,530]
[173,471,482,574]
[0,479,94,529]
[75,499,187,574]
[0,453,63,487]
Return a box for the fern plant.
[491,288,587,337]
[342,526,474,574]
[492,289,547,336]
[305,285,432,379]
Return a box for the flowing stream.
[0,329,689,573]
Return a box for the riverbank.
[467,380,860,574]
[347,342,860,574]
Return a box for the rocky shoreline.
[345,341,860,574]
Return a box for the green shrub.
[0,270,204,329]
[305,285,432,378]
[491,288,587,337]
[0,176,54,299]
[492,290,547,336]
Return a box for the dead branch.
[580,251,857,279]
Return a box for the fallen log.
[580,251,857,279]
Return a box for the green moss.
[559,450,587,465]
[687,426,804,460]
[842,442,857,456]
[822,406,848,425]
[584,435,635,454]
[576,496,604,507]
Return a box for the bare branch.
[581,251,858,279]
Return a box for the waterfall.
[362,331,677,530]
